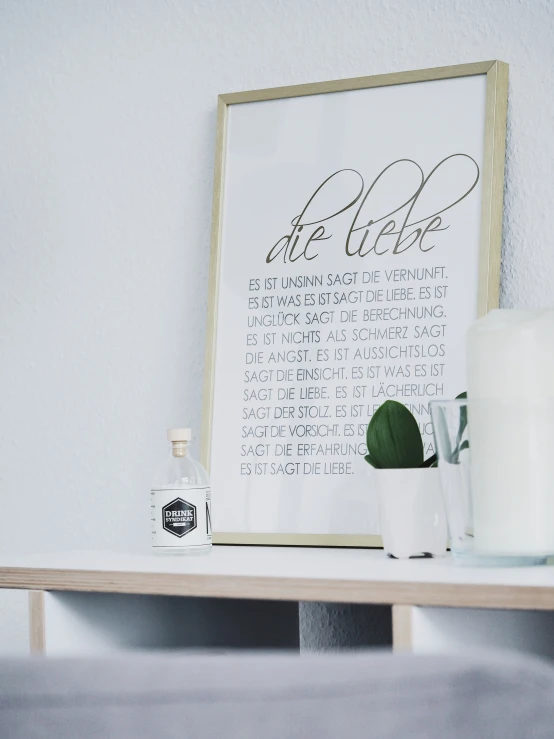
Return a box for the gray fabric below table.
[1,650,553,738]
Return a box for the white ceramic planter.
[374,468,447,559]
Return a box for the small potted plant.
[364,398,462,558]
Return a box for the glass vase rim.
[430,397,554,407]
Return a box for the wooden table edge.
[0,568,552,610]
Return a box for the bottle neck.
[171,441,189,458]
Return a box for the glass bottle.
[150,429,212,554]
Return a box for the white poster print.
[210,75,487,536]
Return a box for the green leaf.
[366,400,424,469]
[421,453,437,468]
[442,391,469,464]
[455,391,468,448]
[451,438,470,464]
[364,453,381,469]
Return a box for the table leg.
[28,591,45,654]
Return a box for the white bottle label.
[150,486,212,549]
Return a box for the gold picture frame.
[202,60,508,548]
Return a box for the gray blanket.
[1,650,553,738]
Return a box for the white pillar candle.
[467,309,554,554]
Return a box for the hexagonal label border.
[162,497,197,538]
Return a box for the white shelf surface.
[1,547,554,609]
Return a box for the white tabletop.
[1,546,553,609]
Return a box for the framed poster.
[202,61,508,546]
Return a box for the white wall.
[1,0,553,653]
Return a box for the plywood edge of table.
[1,567,554,610]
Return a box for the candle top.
[467,308,554,399]
[469,308,554,334]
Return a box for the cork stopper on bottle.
[167,428,191,457]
